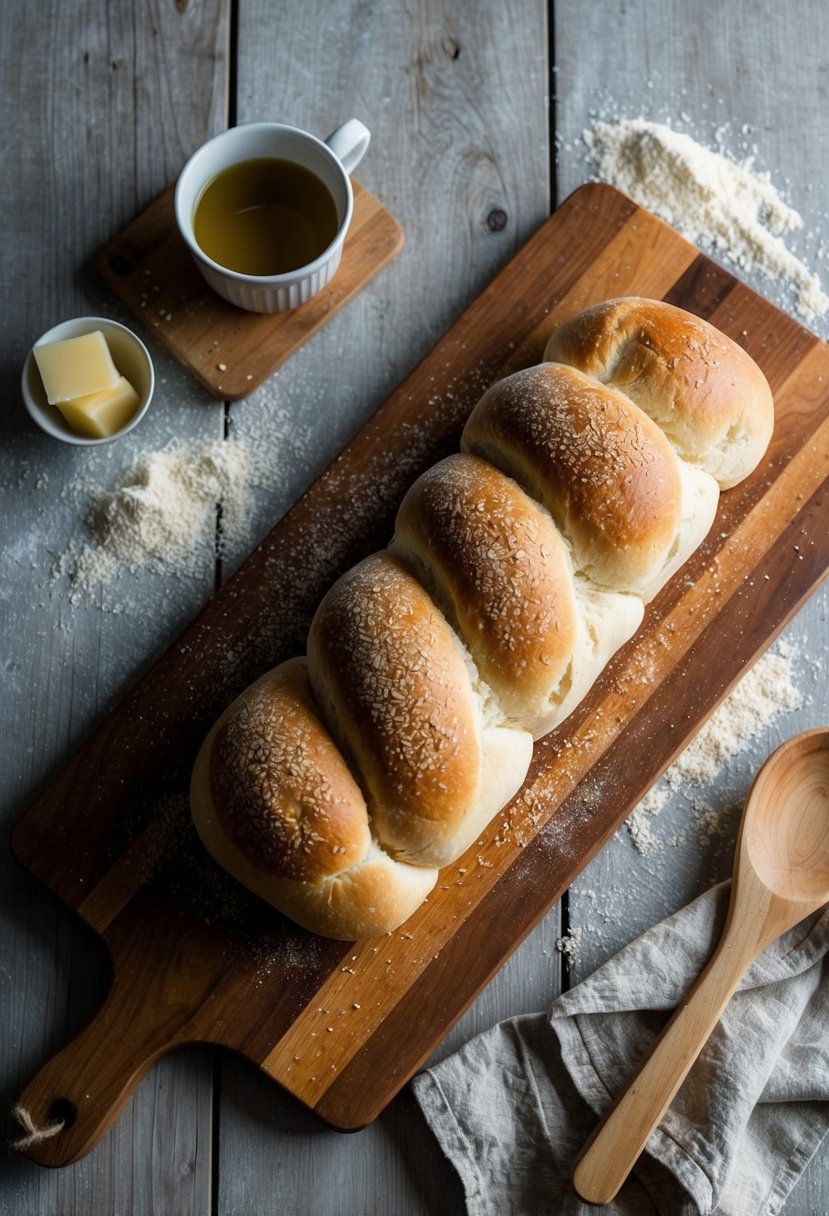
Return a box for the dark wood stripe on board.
[663,253,738,317]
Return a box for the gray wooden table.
[2,2,827,1213]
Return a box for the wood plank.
[555,3,829,1212]
[0,0,229,1210]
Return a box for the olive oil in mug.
[193,157,339,276]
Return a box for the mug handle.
[325,119,371,175]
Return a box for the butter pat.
[33,330,120,404]
[57,375,141,439]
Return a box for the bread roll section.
[390,452,643,739]
[190,658,439,939]
[392,454,579,734]
[191,297,775,940]
[544,297,774,488]
[307,553,532,867]
[461,363,720,600]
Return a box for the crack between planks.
[210,1047,223,1216]
[215,0,240,591]
[210,0,240,1202]
[559,888,572,992]
[547,0,557,212]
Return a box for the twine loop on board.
[9,1103,65,1151]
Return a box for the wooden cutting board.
[12,183,829,1166]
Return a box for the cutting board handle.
[12,905,231,1168]
[13,965,181,1167]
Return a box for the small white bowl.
[22,316,154,446]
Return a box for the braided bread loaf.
[190,298,773,939]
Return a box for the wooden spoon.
[573,727,829,1206]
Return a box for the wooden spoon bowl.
[573,727,829,1206]
[746,734,829,905]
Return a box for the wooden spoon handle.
[572,934,753,1205]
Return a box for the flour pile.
[71,440,252,591]
[584,117,829,320]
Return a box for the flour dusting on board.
[626,646,802,856]
[582,116,829,320]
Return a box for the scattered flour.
[556,926,583,964]
[626,645,802,856]
[666,649,801,787]
[69,439,253,593]
[583,116,829,320]
[625,785,669,858]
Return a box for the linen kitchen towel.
[412,882,829,1215]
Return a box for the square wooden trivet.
[97,181,404,400]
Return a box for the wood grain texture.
[11,184,829,1170]
[98,181,404,399]
[0,0,229,1211]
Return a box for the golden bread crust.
[203,659,369,884]
[393,453,577,719]
[307,553,481,853]
[463,363,683,593]
[544,297,774,488]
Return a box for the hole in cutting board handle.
[49,1098,77,1130]
[108,254,133,276]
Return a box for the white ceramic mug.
[174,119,370,313]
